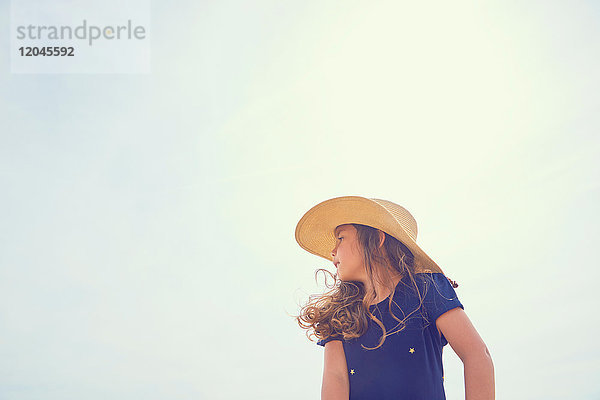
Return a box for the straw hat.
[295,196,445,275]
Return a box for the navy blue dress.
[317,273,463,400]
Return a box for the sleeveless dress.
[317,273,463,400]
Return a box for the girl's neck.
[369,272,404,303]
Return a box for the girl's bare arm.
[437,307,495,400]
[321,340,350,400]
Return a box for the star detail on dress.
[350,369,355,375]
[409,348,415,354]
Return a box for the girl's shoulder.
[398,272,461,309]
[412,272,457,288]
[414,272,464,323]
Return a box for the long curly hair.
[296,223,430,350]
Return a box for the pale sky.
[1,1,599,399]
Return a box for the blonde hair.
[296,224,429,350]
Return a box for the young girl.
[295,196,494,400]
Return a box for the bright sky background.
[1,1,599,399]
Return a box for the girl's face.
[331,224,366,282]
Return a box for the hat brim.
[295,196,444,274]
